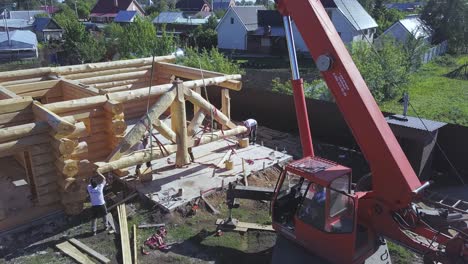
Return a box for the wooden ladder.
[423,190,468,214]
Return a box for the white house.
[216,6,265,51]
[323,0,378,43]
[217,1,377,53]
[379,15,432,43]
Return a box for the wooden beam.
[32,102,76,135]
[77,71,150,85]
[5,80,59,94]
[0,85,19,99]
[55,55,175,75]
[184,88,237,129]
[221,89,230,121]
[97,126,246,173]
[60,80,100,96]
[117,204,132,264]
[56,241,96,264]
[0,121,49,143]
[44,95,108,114]
[103,100,124,115]
[0,134,50,158]
[152,119,176,143]
[171,80,190,166]
[156,62,242,91]
[64,66,152,80]
[132,224,137,264]
[68,238,111,264]
[106,88,176,162]
[0,96,33,115]
[187,110,205,137]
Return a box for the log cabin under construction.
[0,55,246,231]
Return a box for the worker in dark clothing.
[243,119,258,144]
[188,147,195,162]
[134,134,152,175]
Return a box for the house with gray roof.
[33,17,63,42]
[1,10,47,21]
[0,30,38,61]
[153,11,213,35]
[0,19,33,31]
[379,15,432,44]
[114,10,140,23]
[217,1,377,53]
[322,0,378,43]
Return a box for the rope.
[143,55,156,162]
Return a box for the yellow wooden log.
[171,80,190,166]
[107,88,177,162]
[52,138,78,155]
[33,102,76,135]
[0,121,49,143]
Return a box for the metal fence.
[422,40,448,63]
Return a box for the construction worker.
[87,172,109,235]
[243,118,257,144]
[134,133,152,175]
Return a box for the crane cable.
[193,36,215,138]
[337,0,465,185]
[144,55,156,162]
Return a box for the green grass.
[380,55,468,126]
[387,241,415,264]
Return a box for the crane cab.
[272,156,375,264]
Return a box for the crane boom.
[277,0,421,207]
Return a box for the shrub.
[177,47,244,74]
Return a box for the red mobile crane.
[250,0,468,263]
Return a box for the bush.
[177,47,244,74]
[434,55,458,68]
[271,77,332,101]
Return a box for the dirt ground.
[0,168,280,264]
[0,167,421,264]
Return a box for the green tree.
[62,0,96,19]
[177,47,244,74]
[114,18,177,58]
[350,39,409,102]
[421,0,467,53]
[371,1,404,36]
[58,13,105,64]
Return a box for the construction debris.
[216,218,275,232]
[56,241,96,264]
[117,203,132,264]
[68,238,111,264]
[138,223,166,229]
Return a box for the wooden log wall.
[52,121,93,215]
[0,97,35,129]
[62,82,98,101]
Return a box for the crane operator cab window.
[298,174,355,233]
[272,172,309,231]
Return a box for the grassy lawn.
[380,55,468,126]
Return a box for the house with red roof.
[90,0,145,23]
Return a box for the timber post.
[172,79,190,167]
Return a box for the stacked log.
[52,121,93,215]
[103,100,128,175]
